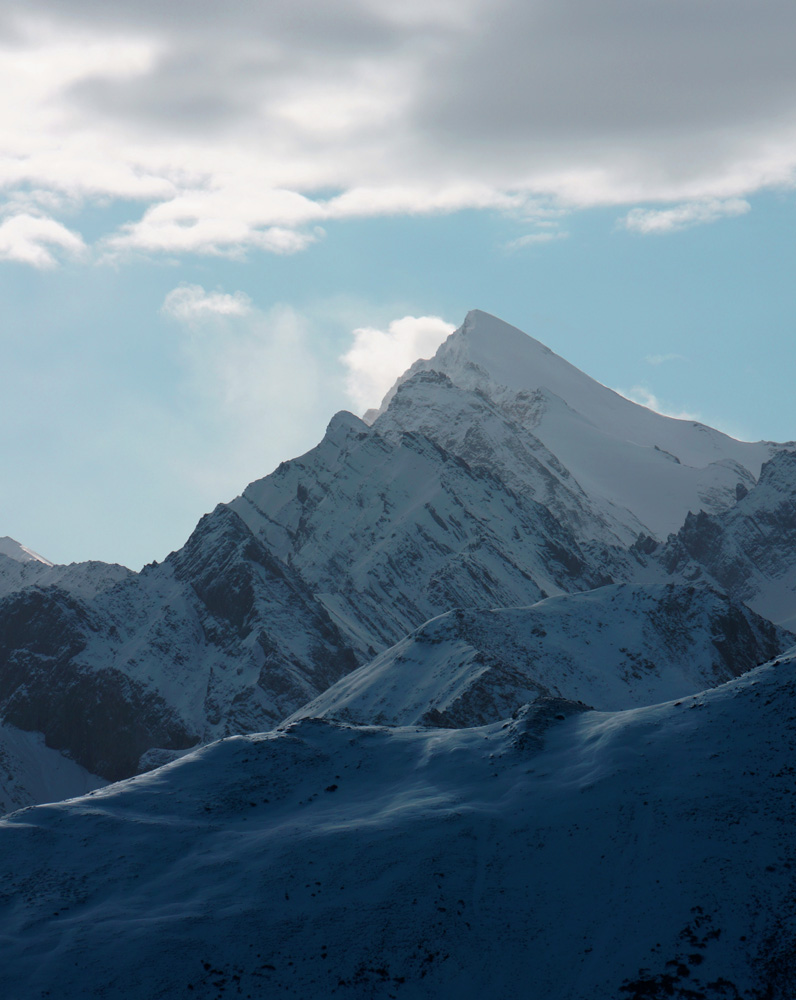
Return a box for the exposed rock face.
[230,408,613,658]
[0,587,197,780]
[0,508,359,781]
[165,504,358,725]
[654,450,796,628]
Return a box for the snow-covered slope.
[0,309,792,792]
[0,536,52,565]
[0,721,105,816]
[231,409,611,657]
[288,583,791,727]
[2,655,796,999]
[371,310,778,544]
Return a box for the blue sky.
[2,1,796,568]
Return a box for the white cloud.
[504,230,569,251]
[0,213,86,267]
[161,284,252,322]
[1,3,796,259]
[341,315,455,411]
[645,353,687,366]
[615,385,701,423]
[323,185,526,219]
[104,187,325,257]
[253,227,323,255]
[622,198,751,234]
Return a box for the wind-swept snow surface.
[2,655,796,999]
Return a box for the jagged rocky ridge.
[645,449,796,630]
[1,309,795,797]
[0,551,131,602]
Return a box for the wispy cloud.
[645,352,687,366]
[615,385,701,422]
[161,284,253,322]
[162,288,335,491]
[504,230,569,251]
[341,315,455,411]
[622,198,751,235]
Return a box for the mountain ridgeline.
[0,310,794,792]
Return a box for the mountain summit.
[370,309,775,542]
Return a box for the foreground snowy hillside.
[2,653,795,999]
[289,583,790,727]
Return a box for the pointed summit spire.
[439,309,582,392]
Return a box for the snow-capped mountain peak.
[370,310,777,543]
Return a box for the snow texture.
[371,310,777,545]
[3,309,796,994]
[0,722,105,815]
